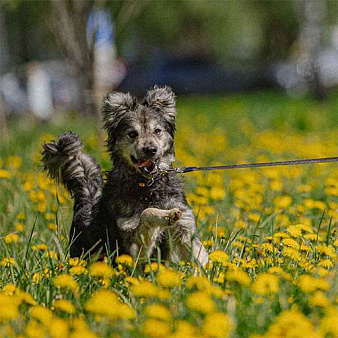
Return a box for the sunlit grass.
[0,91,337,337]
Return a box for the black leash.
[144,157,337,186]
[167,156,338,174]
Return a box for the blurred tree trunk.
[295,0,327,101]
[51,0,97,116]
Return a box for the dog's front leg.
[127,208,182,261]
[169,210,209,267]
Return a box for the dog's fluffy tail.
[42,131,102,204]
[42,132,104,257]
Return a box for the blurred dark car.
[117,55,275,97]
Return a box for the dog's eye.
[128,131,138,139]
[155,128,162,136]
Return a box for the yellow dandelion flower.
[115,254,134,267]
[35,203,47,213]
[24,180,34,191]
[15,223,24,232]
[252,273,279,296]
[186,291,215,314]
[142,319,171,338]
[274,195,292,209]
[226,269,251,287]
[300,243,311,252]
[318,259,334,268]
[298,184,312,193]
[70,318,97,338]
[210,186,226,200]
[7,155,22,169]
[298,259,315,272]
[273,232,289,239]
[89,262,115,279]
[270,180,283,192]
[69,266,88,275]
[157,269,181,288]
[124,276,139,287]
[304,233,322,241]
[282,238,299,249]
[44,251,58,260]
[32,244,48,251]
[282,247,301,260]
[26,319,47,337]
[145,304,171,321]
[333,238,338,247]
[171,320,197,338]
[295,223,314,233]
[310,291,330,308]
[315,245,336,259]
[1,257,16,267]
[196,186,210,198]
[0,294,20,322]
[304,198,315,209]
[286,226,302,237]
[16,212,26,220]
[209,250,228,264]
[68,257,87,267]
[202,239,215,248]
[264,309,316,337]
[186,276,212,290]
[49,318,69,338]
[48,223,58,231]
[268,267,283,274]
[202,312,233,337]
[261,242,274,253]
[298,275,330,293]
[0,169,11,178]
[248,213,260,223]
[314,200,326,210]
[320,306,338,337]
[144,262,166,274]
[157,289,171,300]
[16,289,36,305]
[32,272,42,284]
[30,306,53,325]
[54,299,76,314]
[53,274,79,293]
[2,284,17,296]
[316,267,330,278]
[85,289,134,320]
[43,268,52,279]
[130,281,159,298]
[3,233,20,244]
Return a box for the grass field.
[1,91,337,337]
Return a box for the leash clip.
[146,177,155,187]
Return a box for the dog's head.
[102,86,177,176]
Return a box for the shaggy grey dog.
[42,86,208,266]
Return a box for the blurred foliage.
[2,0,338,66]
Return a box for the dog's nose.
[143,146,157,157]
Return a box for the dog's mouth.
[131,155,158,175]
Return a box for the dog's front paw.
[168,208,182,226]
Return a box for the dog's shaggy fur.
[42,86,208,265]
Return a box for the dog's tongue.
[134,159,153,168]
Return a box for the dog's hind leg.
[42,132,103,257]
[127,208,182,261]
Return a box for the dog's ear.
[144,86,176,122]
[102,92,135,131]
